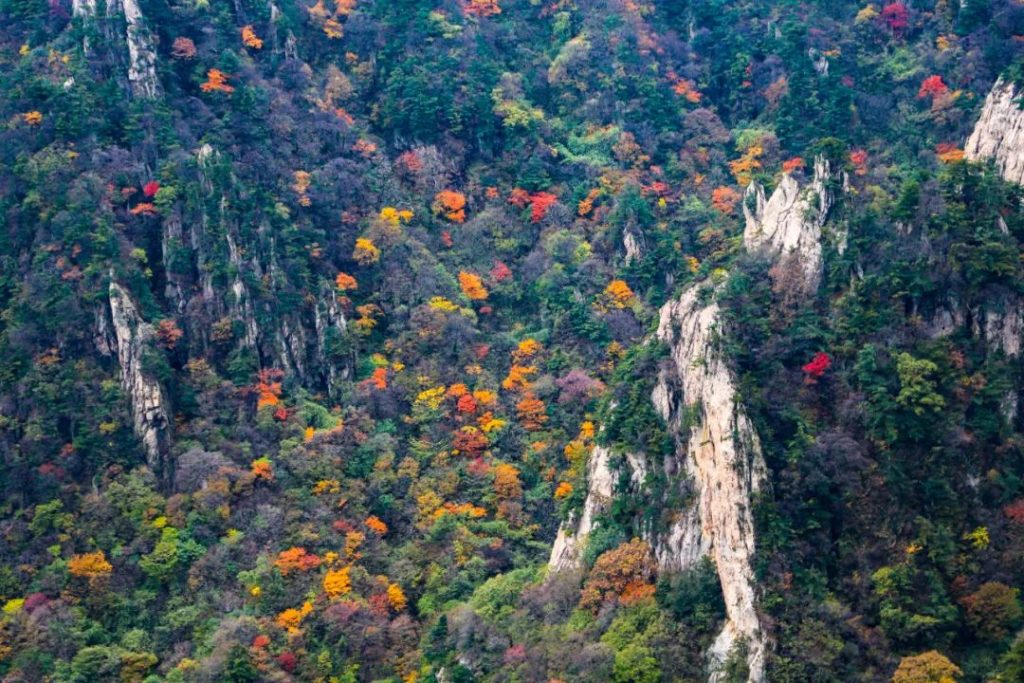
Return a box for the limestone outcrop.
[743,157,838,293]
[965,78,1024,185]
[108,281,171,477]
[652,286,768,681]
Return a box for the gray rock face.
[108,281,171,477]
[118,0,159,98]
[549,156,846,681]
[548,445,615,571]
[653,287,768,682]
[965,78,1024,185]
[743,157,837,293]
[955,81,1024,419]
[74,0,159,98]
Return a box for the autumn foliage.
[335,272,358,291]
[711,186,741,214]
[917,75,949,102]
[434,190,467,223]
[170,37,197,59]
[600,280,636,310]
[515,394,548,431]
[275,601,313,634]
[200,69,234,93]
[365,515,388,535]
[241,25,263,49]
[509,188,558,222]
[463,0,500,16]
[255,368,284,409]
[891,651,962,683]
[881,2,909,36]
[155,319,184,349]
[782,157,805,174]
[387,583,407,611]
[323,567,352,598]
[68,551,113,578]
[849,149,869,175]
[353,237,381,265]
[459,271,488,300]
[492,463,522,499]
[579,539,655,612]
[935,143,964,164]
[802,352,831,378]
[250,457,274,481]
[274,547,322,575]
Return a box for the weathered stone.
[108,281,171,477]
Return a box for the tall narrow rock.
[965,79,1024,357]
[550,157,843,682]
[108,281,171,477]
[548,445,615,571]
[117,0,159,98]
[73,0,158,98]
[653,287,768,682]
[959,78,1024,421]
[313,282,351,391]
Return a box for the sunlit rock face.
[74,0,159,98]
[548,445,615,572]
[965,78,1024,185]
[653,286,768,682]
[743,156,838,294]
[549,149,844,681]
[108,281,171,478]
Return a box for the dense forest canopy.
[3,0,1024,681]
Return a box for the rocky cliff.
[653,285,769,681]
[73,0,159,98]
[743,157,839,292]
[548,445,615,572]
[965,78,1024,185]
[964,79,1024,361]
[549,159,842,681]
[108,281,172,478]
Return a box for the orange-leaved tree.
[493,463,522,499]
[274,547,322,575]
[516,393,548,431]
[200,69,235,93]
[434,190,467,223]
[459,271,488,300]
[335,272,357,291]
[241,25,263,49]
[255,368,284,409]
[579,539,655,612]
[68,551,113,578]
[711,186,741,214]
[365,515,388,535]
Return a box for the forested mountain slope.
[2,0,1024,681]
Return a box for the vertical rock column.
[654,288,768,682]
[108,281,171,478]
[72,0,159,98]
